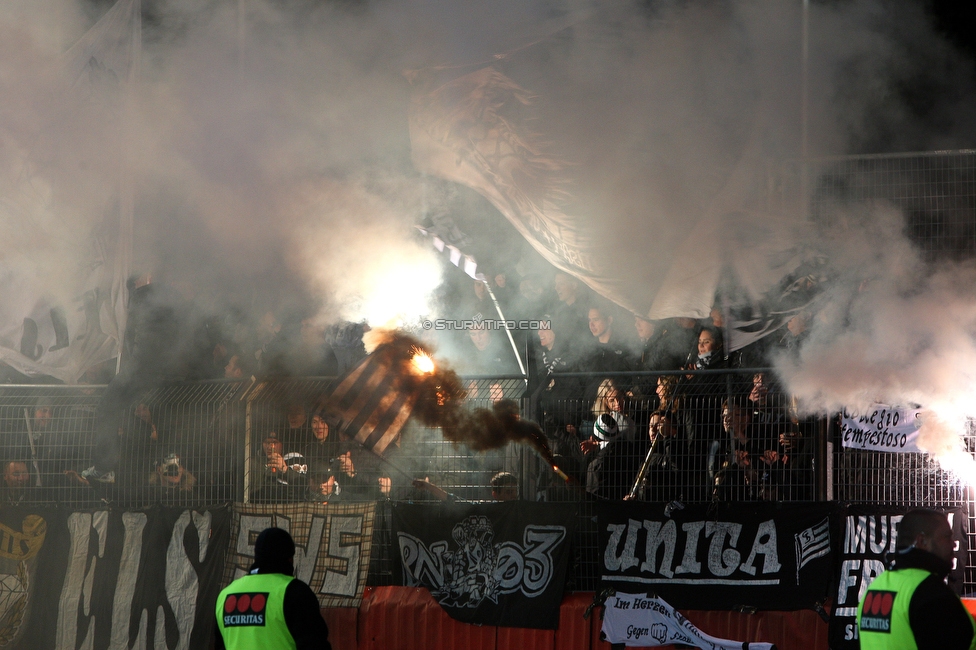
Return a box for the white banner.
[0,0,137,382]
[601,592,774,649]
[839,404,922,453]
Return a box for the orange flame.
[410,348,435,375]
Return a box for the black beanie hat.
[252,527,296,575]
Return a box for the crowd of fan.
[0,270,815,506]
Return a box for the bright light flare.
[410,348,435,375]
[917,408,976,487]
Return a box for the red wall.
[321,588,831,650]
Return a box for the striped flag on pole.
[328,344,421,455]
[794,517,831,584]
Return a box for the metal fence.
[6,369,974,590]
[771,150,976,260]
[771,149,976,590]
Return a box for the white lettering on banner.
[232,515,274,580]
[639,520,676,578]
[705,522,742,577]
[57,510,214,650]
[603,518,782,585]
[321,515,363,598]
[837,515,903,605]
[129,511,211,650]
[160,510,210,650]
[857,560,885,604]
[109,512,148,649]
[837,560,861,605]
[602,593,776,649]
[56,511,108,650]
[675,522,704,574]
[293,516,325,584]
[840,405,922,452]
[398,537,448,587]
[397,520,567,608]
[739,520,781,575]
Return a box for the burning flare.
[327,330,570,484]
[410,348,435,375]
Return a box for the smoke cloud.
[4,0,976,474]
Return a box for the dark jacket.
[882,548,974,650]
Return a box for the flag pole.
[478,276,528,381]
[114,0,141,376]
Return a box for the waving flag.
[0,0,140,382]
[327,343,422,455]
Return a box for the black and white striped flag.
[416,226,482,280]
[795,516,831,583]
[329,344,420,455]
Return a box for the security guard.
[857,509,975,650]
[216,527,331,650]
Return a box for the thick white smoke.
[3,0,976,467]
[775,202,976,481]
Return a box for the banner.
[9,505,230,650]
[599,501,837,611]
[839,405,922,453]
[601,592,774,649]
[393,501,576,629]
[222,502,376,608]
[0,0,139,383]
[828,505,968,650]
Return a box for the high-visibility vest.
[216,572,297,650]
[857,568,976,650]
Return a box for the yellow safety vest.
[216,572,297,650]
[857,568,976,650]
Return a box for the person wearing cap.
[306,461,338,503]
[857,509,975,650]
[216,527,331,650]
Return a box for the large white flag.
[0,0,139,383]
[408,22,767,322]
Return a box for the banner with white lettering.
[11,505,230,650]
[599,501,837,610]
[601,592,775,649]
[393,501,576,629]
[840,405,922,453]
[828,505,967,650]
[221,502,376,608]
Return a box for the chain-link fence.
[772,149,976,590]
[771,150,976,260]
[1,368,974,590]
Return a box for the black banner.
[828,505,968,650]
[599,501,837,610]
[2,506,230,650]
[393,502,576,630]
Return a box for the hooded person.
[215,527,332,650]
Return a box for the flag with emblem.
[794,516,831,583]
